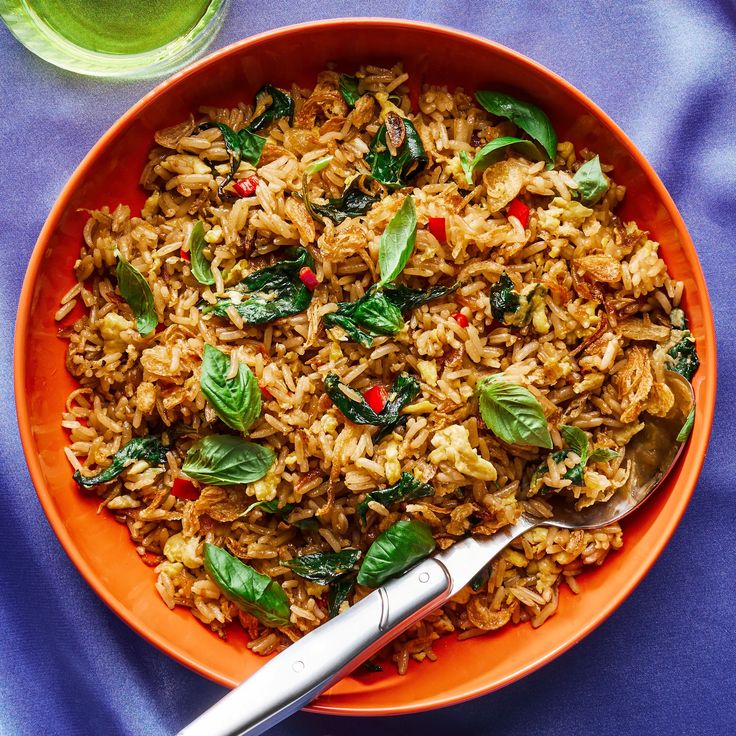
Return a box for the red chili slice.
[428,217,447,243]
[233,175,260,198]
[179,248,191,261]
[451,311,469,328]
[363,385,389,413]
[299,266,320,290]
[171,477,200,501]
[507,199,530,228]
[259,384,272,400]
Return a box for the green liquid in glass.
[27,0,213,55]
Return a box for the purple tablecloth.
[2,2,734,734]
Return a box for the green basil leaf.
[324,372,420,441]
[188,221,215,286]
[477,376,552,449]
[339,74,361,106]
[182,434,275,486]
[676,406,695,443]
[204,543,290,627]
[203,247,314,325]
[667,333,699,381]
[378,196,417,285]
[357,473,434,525]
[282,549,361,585]
[310,175,381,224]
[196,121,266,194]
[468,136,545,181]
[573,155,609,205]
[74,435,167,488]
[200,344,261,432]
[559,425,589,465]
[357,520,436,588]
[489,272,521,322]
[366,119,427,188]
[351,291,405,335]
[588,447,620,463]
[248,83,294,132]
[327,574,356,618]
[115,253,158,336]
[475,91,557,161]
[459,150,474,187]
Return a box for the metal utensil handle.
[177,557,452,736]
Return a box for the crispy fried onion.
[617,317,671,342]
[616,346,658,423]
[384,111,406,156]
[295,91,349,129]
[570,313,609,357]
[466,595,512,630]
[573,254,622,284]
[482,159,525,213]
[285,196,316,244]
[194,485,249,522]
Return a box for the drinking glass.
[0,0,228,79]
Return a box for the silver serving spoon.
[178,370,694,736]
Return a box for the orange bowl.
[14,18,716,715]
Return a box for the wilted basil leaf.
[470,565,490,592]
[573,155,609,205]
[324,372,420,441]
[248,83,294,132]
[195,121,267,194]
[366,118,427,188]
[356,520,436,588]
[182,434,275,486]
[282,549,361,585]
[676,406,695,443]
[339,74,361,107]
[357,473,434,525]
[204,543,290,627]
[378,195,417,285]
[490,273,521,322]
[667,334,699,381]
[324,282,456,348]
[188,221,215,286]
[533,427,619,494]
[74,435,167,488]
[475,91,558,162]
[202,247,314,325]
[477,376,552,449]
[200,344,261,432]
[328,574,356,618]
[115,252,158,335]
[467,136,545,181]
[310,175,381,224]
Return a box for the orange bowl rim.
[13,17,717,716]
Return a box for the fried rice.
[59,63,693,673]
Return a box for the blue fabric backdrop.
[2,2,734,734]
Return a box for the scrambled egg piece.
[163,533,202,569]
[99,312,134,352]
[417,360,438,387]
[428,424,497,481]
[384,440,401,485]
[246,468,280,502]
[373,92,404,122]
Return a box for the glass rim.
[0,0,228,79]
